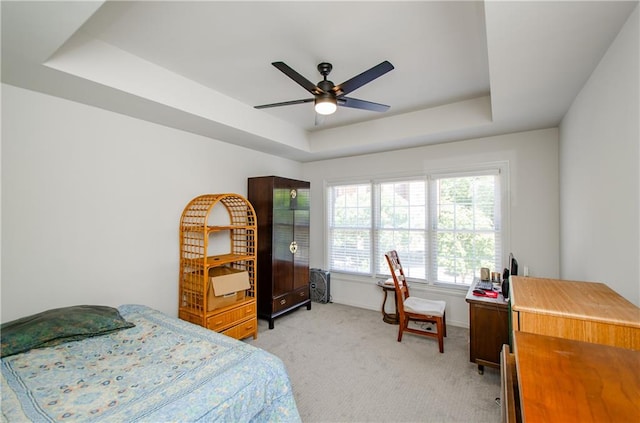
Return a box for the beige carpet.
[246,302,501,423]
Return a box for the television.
[509,253,518,276]
[502,253,518,300]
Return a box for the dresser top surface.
[510,277,640,327]
[514,331,640,422]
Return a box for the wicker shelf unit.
[178,194,258,340]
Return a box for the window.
[430,171,502,285]
[327,183,372,274]
[326,165,506,287]
[374,179,427,279]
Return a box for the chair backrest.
[384,250,411,300]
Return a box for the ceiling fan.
[255,60,394,116]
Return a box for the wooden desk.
[510,276,640,350]
[465,282,509,374]
[512,331,640,422]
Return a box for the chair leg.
[398,318,411,342]
[443,312,447,337]
[436,318,444,353]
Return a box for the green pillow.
[1,305,135,358]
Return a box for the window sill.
[329,272,471,296]
[410,281,469,297]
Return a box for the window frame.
[324,162,510,289]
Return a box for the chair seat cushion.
[404,297,446,316]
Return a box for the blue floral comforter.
[1,304,300,422]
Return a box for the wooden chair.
[384,250,447,353]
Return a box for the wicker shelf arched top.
[180,193,257,229]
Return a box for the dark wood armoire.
[248,176,311,329]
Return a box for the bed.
[1,304,301,422]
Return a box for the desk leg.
[477,364,484,375]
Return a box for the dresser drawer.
[222,318,258,340]
[206,302,256,332]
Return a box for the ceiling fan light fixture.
[314,95,337,115]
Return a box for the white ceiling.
[2,1,637,162]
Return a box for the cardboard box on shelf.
[182,266,251,311]
[207,267,250,311]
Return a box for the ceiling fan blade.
[333,61,394,97]
[255,98,314,109]
[338,97,390,112]
[272,62,324,95]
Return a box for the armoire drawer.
[291,286,309,303]
[272,287,309,313]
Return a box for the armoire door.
[292,185,310,291]
[273,181,310,295]
[273,185,295,297]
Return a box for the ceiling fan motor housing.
[318,79,335,93]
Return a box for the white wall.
[1,84,303,322]
[302,128,560,327]
[559,5,639,305]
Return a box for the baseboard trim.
[328,299,469,329]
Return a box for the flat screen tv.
[502,253,518,300]
[509,253,518,276]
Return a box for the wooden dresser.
[505,331,640,422]
[510,276,640,350]
[502,276,640,422]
